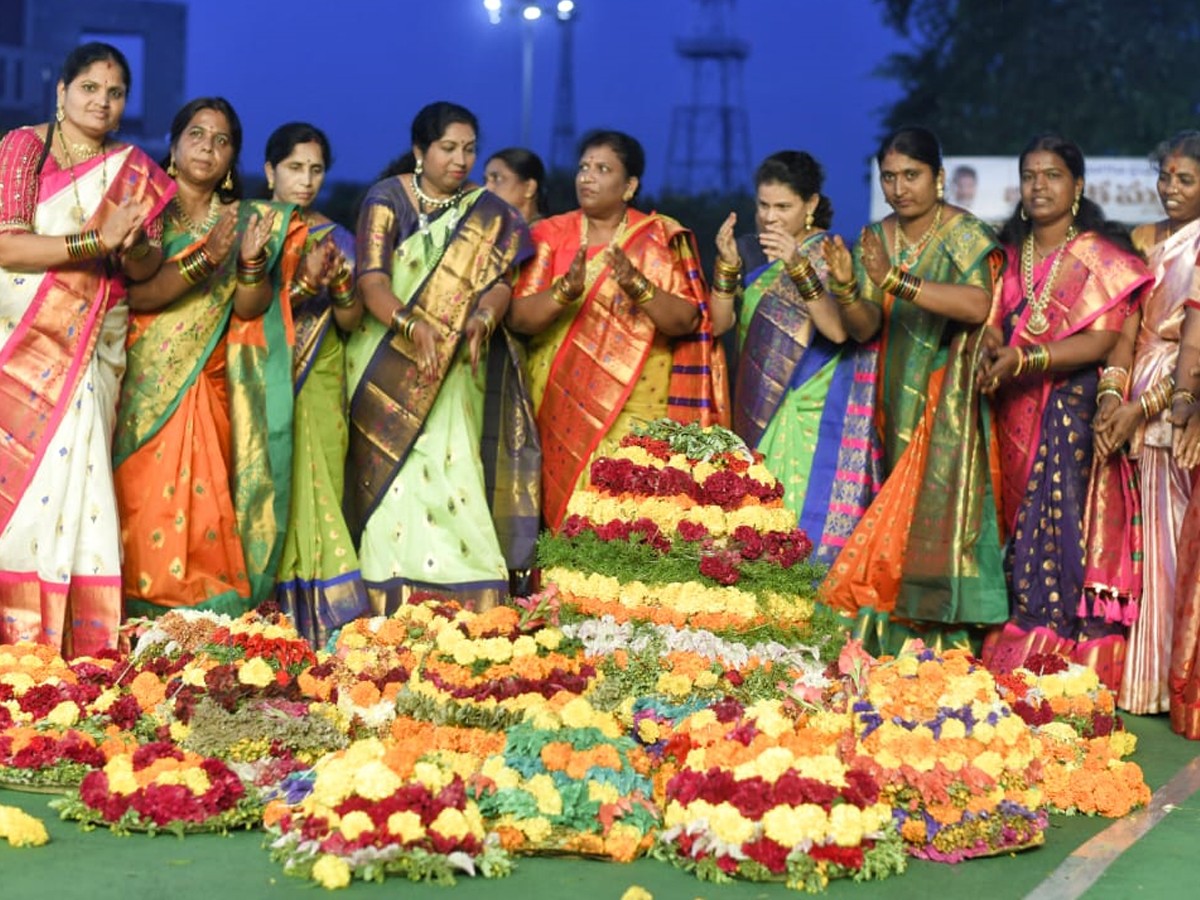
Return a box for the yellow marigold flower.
[995,714,1028,745]
[747,701,792,739]
[1110,731,1137,757]
[0,805,49,847]
[829,803,865,847]
[793,755,848,786]
[663,801,687,829]
[105,758,139,797]
[894,655,919,677]
[560,696,598,730]
[636,719,661,743]
[708,801,755,845]
[519,815,553,843]
[741,746,796,784]
[511,635,539,658]
[482,757,521,790]
[354,760,403,801]
[168,720,192,743]
[972,722,996,744]
[688,709,718,730]
[92,687,118,713]
[527,773,563,816]
[694,670,718,690]
[431,807,472,842]
[763,803,827,847]
[45,700,79,728]
[974,750,1005,779]
[387,810,425,843]
[1,672,34,692]
[534,628,563,651]
[620,887,653,900]
[340,631,368,650]
[311,854,352,889]
[339,810,375,841]
[940,720,969,739]
[589,781,621,804]
[237,657,275,688]
[656,673,691,698]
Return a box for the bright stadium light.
[521,3,543,20]
[556,0,575,19]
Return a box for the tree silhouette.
[873,0,1200,155]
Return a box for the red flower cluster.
[1024,653,1070,676]
[0,730,105,771]
[77,743,246,826]
[588,458,782,510]
[620,434,673,460]
[423,664,596,702]
[699,552,741,585]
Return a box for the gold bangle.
[1172,388,1197,407]
[473,306,497,341]
[1012,347,1026,378]
[551,277,579,306]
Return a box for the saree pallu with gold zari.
[981,234,1150,691]
[276,221,369,646]
[732,233,882,565]
[0,131,173,653]
[517,208,729,531]
[113,200,304,620]
[820,213,1008,655]
[346,187,537,613]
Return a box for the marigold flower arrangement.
[391,603,597,732]
[845,646,1047,863]
[539,421,825,641]
[652,698,905,892]
[993,653,1150,817]
[265,736,511,888]
[471,696,659,862]
[52,741,260,835]
[0,804,49,847]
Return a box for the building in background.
[0,0,185,158]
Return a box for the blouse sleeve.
[355,184,398,276]
[0,127,44,234]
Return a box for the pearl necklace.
[1021,226,1077,336]
[411,173,464,233]
[893,201,944,267]
[171,194,221,239]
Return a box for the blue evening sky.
[176,0,907,231]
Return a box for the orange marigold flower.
[129,670,167,711]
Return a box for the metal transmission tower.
[665,0,752,194]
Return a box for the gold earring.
[55,102,64,123]
[804,209,814,231]
[167,157,178,178]
[622,190,633,202]
[936,180,944,201]
[415,158,424,176]
[1072,195,1080,217]
[267,178,274,192]
[222,169,234,191]
[1020,205,1028,221]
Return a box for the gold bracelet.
[1172,388,1197,407]
[627,273,656,306]
[473,306,497,341]
[551,277,579,306]
[880,266,904,296]
[1012,347,1026,378]
[1096,388,1124,405]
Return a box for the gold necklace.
[1021,226,1077,336]
[56,126,106,227]
[171,194,221,239]
[893,201,943,267]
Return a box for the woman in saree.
[710,150,881,564]
[509,129,728,531]
[347,101,538,613]
[484,147,547,225]
[1145,137,1200,734]
[819,126,1007,655]
[113,97,306,620]
[0,42,174,653]
[1091,132,1200,711]
[979,135,1150,690]
[264,122,369,645]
